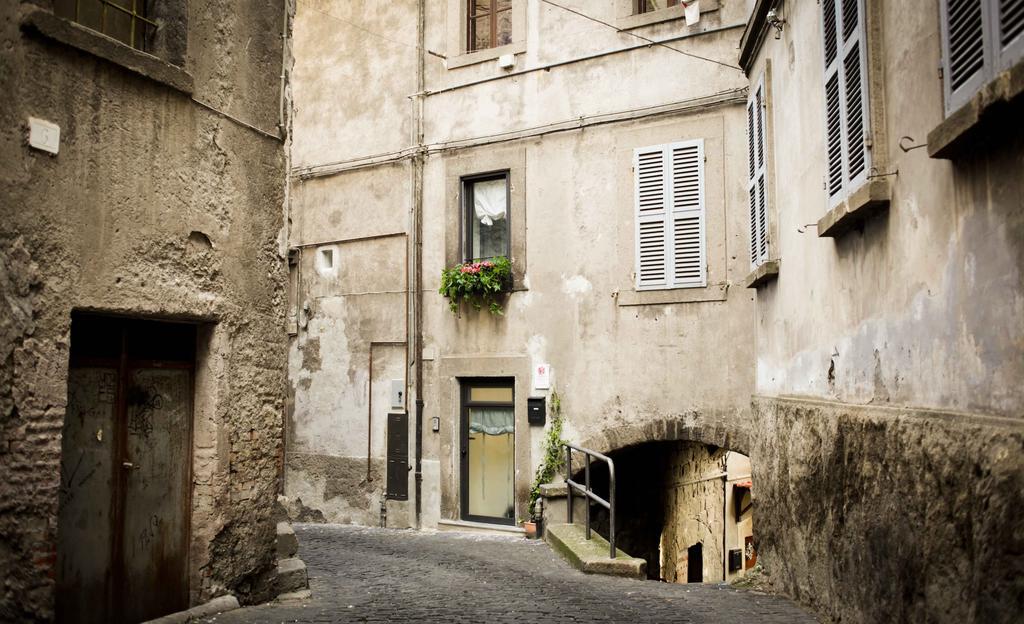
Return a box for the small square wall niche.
[316,246,338,276]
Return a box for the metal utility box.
[527,397,546,426]
[386,412,408,500]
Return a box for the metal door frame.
[459,377,516,526]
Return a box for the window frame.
[467,0,513,52]
[461,171,512,263]
[633,139,707,292]
[635,0,683,15]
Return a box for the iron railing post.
[608,460,616,559]
[565,445,573,524]
[584,454,591,540]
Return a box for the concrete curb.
[545,523,647,579]
[141,595,240,624]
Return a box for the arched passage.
[569,420,757,584]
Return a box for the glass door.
[460,380,515,525]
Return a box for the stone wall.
[751,397,1024,624]
[0,0,290,620]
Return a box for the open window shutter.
[822,0,870,204]
[822,0,844,201]
[635,146,668,289]
[941,0,987,114]
[997,0,1024,71]
[747,79,769,269]
[670,141,705,288]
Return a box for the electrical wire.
[539,0,743,71]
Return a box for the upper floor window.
[633,140,707,291]
[940,0,1024,115]
[821,0,870,206]
[53,0,156,52]
[468,0,513,52]
[747,76,770,270]
[636,0,683,14]
[463,172,510,261]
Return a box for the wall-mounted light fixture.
[766,8,786,39]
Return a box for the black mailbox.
[527,397,546,426]
[728,549,743,572]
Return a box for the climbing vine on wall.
[528,391,566,520]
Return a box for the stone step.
[275,557,309,595]
[544,523,647,580]
[276,521,299,559]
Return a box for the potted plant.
[439,256,513,316]
[526,391,565,539]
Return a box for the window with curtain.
[463,172,510,261]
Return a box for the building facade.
[0,0,292,621]
[740,0,1024,622]
[284,0,758,567]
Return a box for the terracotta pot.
[523,521,538,539]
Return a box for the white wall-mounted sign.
[28,117,60,155]
[533,363,551,390]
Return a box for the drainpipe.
[412,0,426,529]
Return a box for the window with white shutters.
[821,0,870,207]
[940,0,1024,115]
[747,77,769,270]
[634,140,706,290]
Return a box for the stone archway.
[567,416,758,585]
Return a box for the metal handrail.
[565,442,616,558]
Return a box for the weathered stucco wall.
[285,0,757,529]
[0,0,290,620]
[743,0,1024,621]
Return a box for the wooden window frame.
[635,0,684,15]
[467,0,514,52]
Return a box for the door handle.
[122,461,135,469]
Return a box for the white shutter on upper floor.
[940,0,1024,115]
[634,140,706,290]
[747,77,769,270]
[821,0,870,205]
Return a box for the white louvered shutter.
[998,0,1024,70]
[941,0,1024,115]
[821,0,870,206]
[941,0,988,114]
[747,77,769,270]
[634,140,706,290]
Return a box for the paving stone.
[199,524,819,623]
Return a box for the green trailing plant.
[439,256,513,316]
[528,391,566,521]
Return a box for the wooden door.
[57,316,195,624]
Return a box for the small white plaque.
[533,363,551,390]
[685,0,701,26]
[28,117,60,154]
[497,53,515,69]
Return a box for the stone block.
[276,521,298,559]
[544,523,646,580]
[275,558,309,595]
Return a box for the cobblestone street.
[201,524,818,623]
